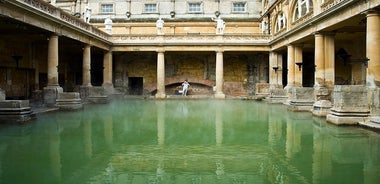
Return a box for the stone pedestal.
[359,87,380,128]
[55,92,83,110]
[0,88,5,100]
[255,83,270,96]
[327,85,369,125]
[0,100,35,123]
[103,83,114,95]
[287,87,315,111]
[264,84,287,103]
[312,100,332,117]
[214,92,226,99]
[312,86,332,117]
[88,86,109,103]
[43,86,63,107]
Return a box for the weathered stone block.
[332,85,369,112]
[327,85,370,125]
[0,100,35,123]
[55,92,83,110]
[312,100,332,117]
[287,87,314,111]
[87,86,110,103]
[264,84,287,103]
[255,83,270,95]
[0,88,5,101]
[43,86,63,107]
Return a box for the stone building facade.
[1,0,380,127]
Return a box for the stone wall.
[114,52,267,96]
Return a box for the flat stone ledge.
[326,114,367,125]
[0,100,35,123]
[358,121,380,130]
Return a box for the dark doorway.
[129,77,143,95]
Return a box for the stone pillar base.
[80,85,91,101]
[0,88,5,100]
[55,92,83,110]
[43,85,63,107]
[88,86,110,103]
[214,93,225,99]
[0,100,35,123]
[264,85,286,103]
[102,83,114,95]
[312,100,332,117]
[286,87,314,111]
[326,85,370,125]
[155,93,166,99]
[327,112,369,125]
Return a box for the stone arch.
[289,0,314,23]
[149,77,215,95]
[274,11,287,33]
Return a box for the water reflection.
[0,100,379,183]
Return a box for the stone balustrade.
[8,0,109,40]
[111,34,270,46]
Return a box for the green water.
[0,99,380,184]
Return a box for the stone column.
[325,33,335,89]
[156,50,166,99]
[43,35,63,107]
[366,11,380,87]
[47,35,59,86]
[215,50,226,99]
[314,33,325,87]
[80,44,92,100]
[313,33,332,117]
[294,45,303,87]
[286,45,295,88]
[269,51,279,85]
[82,44,92,87]
[103,50,114,94]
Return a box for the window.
[233,2,246,12]
[188,2,202,13]
[101,4,113,14]
[275,12,286,32]
[293,0,313,21]
[144,3,157,13]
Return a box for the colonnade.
[43,35,227,101]
[43,34,114,105]
[270,11,380,93]
[155,49,226,99]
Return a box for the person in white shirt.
[182,80,190,96]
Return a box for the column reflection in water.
[285,112,302,159]
[215,100,224,179]
[268,105,283,147]
[48,118,62,183]
[312,117,332,184]
[364,136,380,183]
[156,100,166,182]
[215,100,223,146]
[83,115,93,159]
[103,113,114,147]
[157,100,166,146]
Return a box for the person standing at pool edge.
[182,80,190,96]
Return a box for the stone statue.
[84,4,92,23]
[261,21,267,34]
[156,18,164,35]
[104,18,113,34]
[212,17,225,34]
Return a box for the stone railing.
[321,0,346,12]
[10,0,109,40]
[111,34,270,45]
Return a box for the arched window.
[292,0,313,22]
[275,12,287,32]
